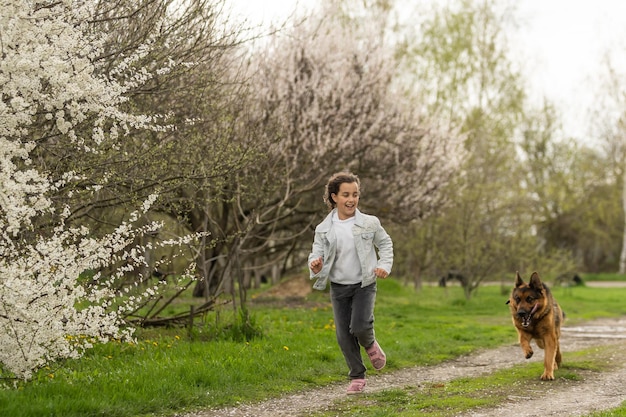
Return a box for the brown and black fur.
[506,271,565,380]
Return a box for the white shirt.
[329,212,362,285]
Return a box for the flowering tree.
[0,0,198,380]
[205,0,465,296]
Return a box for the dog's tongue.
[522,303,539,327]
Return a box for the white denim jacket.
[308,208,393,291]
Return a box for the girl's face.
[332,182,359,220]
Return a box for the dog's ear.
[529,271,542,289]
[515,271,524,287]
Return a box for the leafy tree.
[520,103,621,273]
[394,0,531,298]
[590,56,626,273]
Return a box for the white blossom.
[0,0,201,381]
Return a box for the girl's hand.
[374,268,388,279]
[310,256,323,274]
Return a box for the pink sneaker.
[366,340,386,370]
[346,378,366,394]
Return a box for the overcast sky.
[228,0,626,140]
[514,0,626,139]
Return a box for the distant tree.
[394,0,530,298]
[520,103,620,273]
[591,56,626,273]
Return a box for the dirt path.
[182,316,626,417]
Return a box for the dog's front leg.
[517,329,533,359]
[540,333,558,380]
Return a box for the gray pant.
[330,282,377,380]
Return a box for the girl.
[308,172,394,394]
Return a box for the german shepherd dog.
[506,271,564,380]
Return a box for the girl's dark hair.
[323,171,361,210]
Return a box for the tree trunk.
[619,163,626,274]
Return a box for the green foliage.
[588,408,626,417]
[392,0,543,299]
[191,307,264,342]
[519,107,623,273]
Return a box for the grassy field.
[0,277,625,417]
[581,272,626,282]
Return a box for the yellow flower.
[283,346,289,351]
[324,319,336,330]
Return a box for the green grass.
[0,279,625,417]
[555,285,626,322]
[588,408,626,416]
[581,272,626,282]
